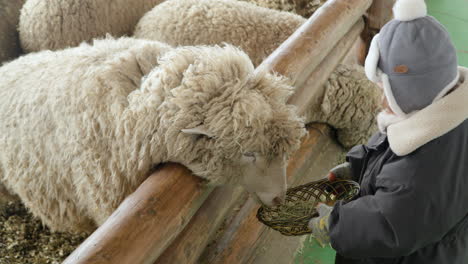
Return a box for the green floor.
[427,0,468,66]
[294,1,468,263]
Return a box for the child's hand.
[308,203,333,247]
[328,162,352,181]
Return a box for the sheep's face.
[176,69,305,206]
[181,124,293,207]
[156,45,306,206]
[239,152,287,206]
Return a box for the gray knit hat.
[365,0,459,116]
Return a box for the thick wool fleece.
[18,0,164,52]
[0,0,25,63]
[306,65,382,147]
[134,0,305,67]
[0,37,305,232]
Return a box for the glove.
[328,162,352,181]
[308,203,333,247]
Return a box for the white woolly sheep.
[306,64,382,147]
[0,37,305,232]
[0,0,25,63]
[18,0,164,52]
[134,0,381,147]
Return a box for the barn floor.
[0,202,87,263]
[426,0,468,67]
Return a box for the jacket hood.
[387,66,468,156]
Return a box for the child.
[308,0,468,263]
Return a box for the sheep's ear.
[181,125,213,138]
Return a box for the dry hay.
[0,201,87,263]
[264,200,319,222]
[257,179,359,236]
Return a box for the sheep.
[18,0,164,52]
[134,0,305,67]
[305,64,382,147]
[0,37,306,232]
[0,0,25,64]
[134,0,381,147]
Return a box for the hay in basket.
[257,178,359,236]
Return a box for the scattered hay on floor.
[0,201,87,264]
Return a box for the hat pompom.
[393,0,427,21]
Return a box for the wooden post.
[367,0,395,30]
[288,20,364,115]
[257,0,372,89]
[63,0,372,263]
[153,185,247,264]
[358,0,396,64]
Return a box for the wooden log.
[342,26,367,66]
[257,0,372,89]
[367,0,396,30]
[342,0,394,66]
[153,185,247,264]
[289,20,364,117]
[63,164,213,264]
[199,124,344,263]
[359,0,396,64]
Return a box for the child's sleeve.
[345,144,367,182]
[329,139,468,258]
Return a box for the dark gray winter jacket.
[330,117,468,264]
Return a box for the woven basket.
[256,179,360,236]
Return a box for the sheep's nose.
[272,196,284,206]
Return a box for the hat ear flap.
[381,73,407,117]
[365,34,383,83]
